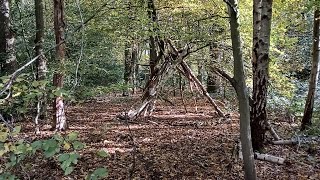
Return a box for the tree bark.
[226,0,257,179]
[123,42,132,96]
[53,0,67,131]
[148,0,158,76]
[301,9,320,130]
[0,0,17,76]
[251,0,273,152]
[207,43,221,94]
[132,43,139,94]
[34,0,47,134]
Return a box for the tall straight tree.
[301,9,320,130]
[207,43,221,95]
[53,0,67,131]
[251,0,273,151]
[147,0,158,75]
[34,0,47,134]
[0,0,17,76]
[226,0,257,179]
[123,42,133,96]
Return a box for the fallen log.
[272,140,298,145]
[272,135,320,145]
[254,152,285,165]
[236,141,285,165]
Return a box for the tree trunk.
[53,0,67,131]
[118,41,190,120]
[0,0,17,76]
[131,42,138,94]
[251,0,273,152]
[34,0,47,134]
[227,0,257,179]
[301,9,320,130]
[148,0,158,76]
[197,58,204,83]
[207,43,220,95]
[123,42,132,96]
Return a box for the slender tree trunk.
[227,0,257,179]
[197,58,204,83]
[251,0,273,152]
[301,9,320,130]
[34,0,47,134]
[123,42,132,96]
[131,42,138,94]
[147,0,158,76]
[53,0,67,131]
[0,0,17,76]
[207,43,220,95]
[132,44,140,94]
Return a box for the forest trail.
[19,95,319,179]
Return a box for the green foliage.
[74,83,129,100]
[97,149,109,158]
[0,125,108,178]
[86,167,108,180]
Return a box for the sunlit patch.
[102,147,133,154]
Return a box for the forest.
[0,0,320,179]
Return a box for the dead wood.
[266,121,280,140]
[272,140,298,145]
[254,153,285,165]
[180,61,225,118]
[272,136,320,145]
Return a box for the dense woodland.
[0,0,320,179]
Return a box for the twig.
[0,114,14,130]
[124,111,137,179]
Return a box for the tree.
[34,0,47,134]
[53,0,67,131]
[225,0,257,179]
[123,42,138,96]
[207,43,221,95]
[0,0,17,76]
[301,9,320,130]
[250,0,274,151]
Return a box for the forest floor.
[17,94,320,179]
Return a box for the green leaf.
[64,166,74,175]
[97,150,108,158]
[0,131,8,142]
[58,153,70,162]
[92,167,108,178]
[31,140,42,153]
[44,146,59,158]
[72,141,84,150]
[67,132,78,141]
[42,139,58,151]
[31,140,42,149]
[61,159,72,170]
[0,172,16,180]
[53,134,64,142]
[11,126,21,136]
[15,143,27,154]
[69,153,80,164]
